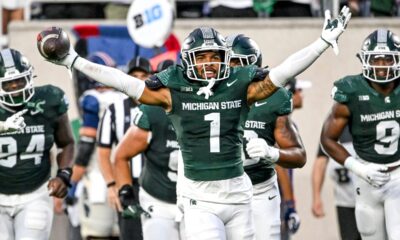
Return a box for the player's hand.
[49,44,79,69]
[0,109,27,133]
[108,185,123,212]
[284,201,301,234]
[320,6,351,55]
[118,184,149,218]
[246,138,280,163]
[48,177,68,198]
[344,157,390,188]
[312,197,325,218]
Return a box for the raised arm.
[38,37,172,109]
[247,7,351,105]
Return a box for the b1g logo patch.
[133,5,163,29]
[127,0,174,48]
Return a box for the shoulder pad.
[252,67,269,82]
[332,75,360,103]
[145,75,165,90]
[270,88,293,116]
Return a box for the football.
[37,27,70,61]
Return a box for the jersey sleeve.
[80,94,100,128]
[155,65,178,87]
[276,89,293,116]
[332,79,350,103]
[49,85,69,115]
[96,104,116,148]
[134,105,151,131]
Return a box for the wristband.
[56,167,73,187]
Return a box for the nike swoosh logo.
[268,195,277,200]
[255,101,267,107]
[226,79,238,87]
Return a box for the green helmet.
[359,29,400,83]
[0,48,34,107]
[226,34,262,67]
[180,27,230,82]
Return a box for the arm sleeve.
[269,38,329,87]
[75,136,95,167]
[74,57,145,100]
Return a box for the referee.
[97,56,152,240]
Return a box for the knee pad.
[355,203,377,236]
[24,200,52,231]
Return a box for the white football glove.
[246,138,280,163]
[320,6,352,55]
[344,156,390,188]
[49,44,79,69]
[0,109,28,133]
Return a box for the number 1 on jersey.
[204,112,220,153]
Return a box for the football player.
[43,7,350,240]
[320,29,400,239]
[226,34,306,240]
[0,48,75,239]
[114,103,182,240]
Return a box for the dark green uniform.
[0,85,68,194]
[333,74,400,164]
[243,88,292,185]
[136,104,179,204]
[156,65,257,181]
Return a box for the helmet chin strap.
[197,78,216,99]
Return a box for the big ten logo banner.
[127,0,174,48]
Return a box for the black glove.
[118,184,149,218]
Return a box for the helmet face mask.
[181,27,230,82]
[226,34,262,67]
[360,29,400,83]
[0,49,34,107]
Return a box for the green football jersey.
[243,88,292,185]
[156,65,257,181]
[333,74,400,164]
[135,104,179,203]
[0,85,68,194]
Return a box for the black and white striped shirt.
[97,98,143,178]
